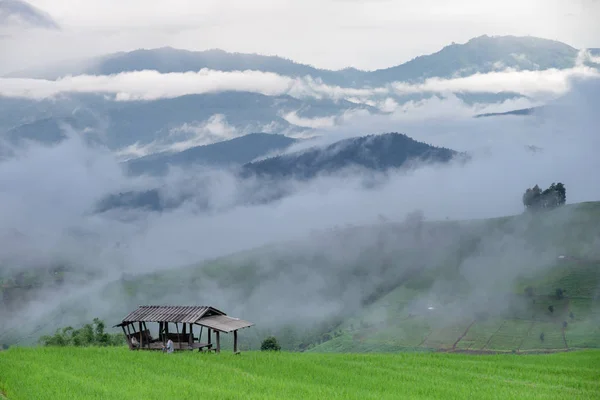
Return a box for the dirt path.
[562,297,571,350]
[482,320,506,351]
[452,320,475,350]
[517,320,536,353]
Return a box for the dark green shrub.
[260,336,281,351]
[39,318,124,347]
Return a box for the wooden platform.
[140,342,214,352]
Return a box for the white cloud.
[282,111,337,129]
[1,66,597,106]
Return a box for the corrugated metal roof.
[119,305,226,324]
[197,315,255,333]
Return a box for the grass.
[0,347,599,399]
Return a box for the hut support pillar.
[189,324,194,346]
[216,331,220,353]
[234,330,238,353]
[121,325,132,350]
[138,322,143,348]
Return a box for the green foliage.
[1,348,599,399]
[38,318,124,347]
[260,336,281,351]
[556,288,565,300]
[523,183,566,210]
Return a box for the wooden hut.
[113,305,254,353]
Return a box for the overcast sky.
[1,0,599,73]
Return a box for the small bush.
[548,305,554,314]
[540,333,545,342]
[555,288,564,300]
[39,318,124,347]
[524,286,535,298]
[260,336,281,351]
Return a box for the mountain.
[241,133,458,180]
[6,47,366,85]
[474,107,538,118]
[0,0,60,31]
[6,35,587,86]
[366,35,580,85]
[96,132,459,213]
[0,92,375,153]
[125,133,298,176]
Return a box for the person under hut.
[163,339,174,354]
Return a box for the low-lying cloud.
[1,76,599,345]
[1,66,597,108]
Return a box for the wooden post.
[158,322,163,343]
[216,331,220,353]
[138,322,143,348]
[176,323,181,349]
[189,324,194,346]
[121,326,132,350]
[142,322,148,347]
[234,330,238,353]
[208,328,211,345]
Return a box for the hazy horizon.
[1,0,599,74]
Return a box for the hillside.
[241,132,458,180]
[0,348,598,399]
[3,202,599,353]
[1,92,371,152]
[125,133,298,176]
[368,35,579,85]
[6,35,587,86]
[91,132,459,213]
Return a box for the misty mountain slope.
[475,107,538,118]
[125,133,298,176]
[241,132,459,180]
[6,36,586,86]
[1,92,374,153]
[0,0,60,30]
[3,201,599,350]
[368,35,579,85]
[5,47,367,85]
[94,132,459,213]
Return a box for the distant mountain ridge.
[96,132,460,213]
[241,132,458,180]
[7,35,595,86]
[125,133,298,176]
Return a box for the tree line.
[522,183,566,210]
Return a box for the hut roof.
[197,315,254,333]
[116,305,225,325]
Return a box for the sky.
[1,0,599,73]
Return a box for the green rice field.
[1,347,599,399]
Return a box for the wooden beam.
[175,322,181,350]
[121,326,132,350]
[234,330,238,353]
[138,322,143,348]
[216,331,220,353]
[208,328,211,345]
[189,324,194,345]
